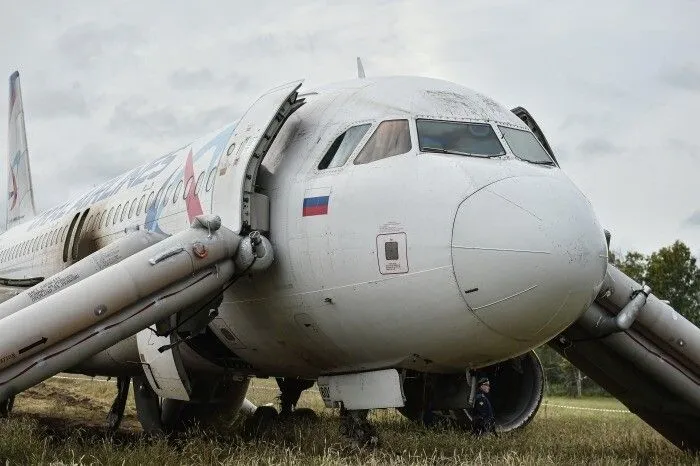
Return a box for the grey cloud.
[661,64,700,92]
[667,138,699,158]
[576,138,621,157]
[108,97,240,140]
[169,68,216,90]
[33,143,149,211]
[684,211,700,227]
[239,32,320,57]
[56,22,143,69]
[558,113,614,131]
[168,67,251,92]
[32,85,89,119]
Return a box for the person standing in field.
[472,377,497,436]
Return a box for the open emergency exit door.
[136,81,305,400]
[213,80,305,234]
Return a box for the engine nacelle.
[400,351,544,432]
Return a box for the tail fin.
[7,71,36,229]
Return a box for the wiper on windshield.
[421,147,472,156]
[527,159,556,165]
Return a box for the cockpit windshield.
[498,126,555,165]
[417,119,505,158]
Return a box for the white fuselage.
[0,76,608,378]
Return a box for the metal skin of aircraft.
[0,71,697,452]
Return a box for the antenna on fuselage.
[356,57,366,79]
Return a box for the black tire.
[0,396,14,418]
[242,406,278,439]
[290,407,318,422]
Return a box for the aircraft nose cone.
[452,176,608,342]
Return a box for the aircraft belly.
[216,265,525,374]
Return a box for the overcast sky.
[0,1,698,256]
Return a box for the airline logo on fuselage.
[26,124,236,231]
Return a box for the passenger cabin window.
[354,120,411,165]
[318,124,371,169]
[417,120,505,158]
[498,126,555,165]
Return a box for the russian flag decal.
[303,187,331,217]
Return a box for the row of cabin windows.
[0,224,70,262]
[85,166,216,233]
[0,167,217,263]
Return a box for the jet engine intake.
[400,351,544,433]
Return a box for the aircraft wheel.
[0,396,14,418]
[289,407,318,423]
[242,405,278,439]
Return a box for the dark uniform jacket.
[472,392,496,434]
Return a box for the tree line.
[537,239,700,397]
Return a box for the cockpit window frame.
[316,121,375,171]
[497,124,556,166]
[416,118,507,159]
[352,118,414,166]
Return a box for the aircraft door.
[212,81,305,234]
[62,213,80,263]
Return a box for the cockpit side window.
[318,124,371,170]
[498,126,555,165]
[353,120,412,165]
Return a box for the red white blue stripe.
[303,187,331,216]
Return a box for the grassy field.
[0,376,697,465]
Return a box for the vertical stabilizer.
[357,57,366,79]
[7,71,36,229]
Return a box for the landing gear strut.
[276,377,316,418]
[106,376,131,431]
[0,396,14,418]
[242,405,279,438]
[242,378,317,439]
[339,408,379,448]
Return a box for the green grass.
[0,376,697,465]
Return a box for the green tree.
[645,240,700,326]
[609,250,647,284]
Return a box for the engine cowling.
[400,350,544,432]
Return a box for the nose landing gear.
[277,377,316,419]
[242,377,318,439]
[0,395,14,418]
[339,408,379,448]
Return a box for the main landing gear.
[339,408,379,448]
[242,377,317,438]
[317,369,404,449]
[277,377,317,420]
[106,376,131,431]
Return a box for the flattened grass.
[0,376,697,465]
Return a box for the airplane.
[0,66,698,451]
